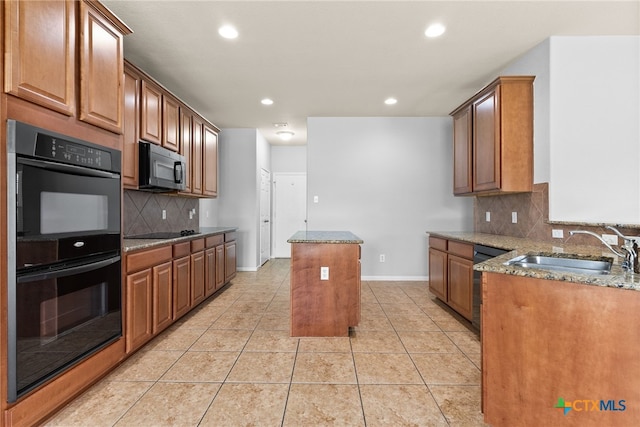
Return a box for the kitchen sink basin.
[505,254,613,275]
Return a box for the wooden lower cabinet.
[428,236,474,321]
[191,250,206,306]
[225,240,237,282]
[216,244,225,289]
[172,254,191,320]
[482,272,640,426]
[125,245,173,353]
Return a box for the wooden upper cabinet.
[450,76,534,196]
[191,116,204,195]
[78,1,126,133]
[162,94,180,151]
[180,107,193,193]
[4,0,76,115]
[473,90,500,192]
[140,79,163,144]
[203,124,218,197]
[122,64,140,188]
[452,106,472,195]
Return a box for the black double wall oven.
[6,120,122,402]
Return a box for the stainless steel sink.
[505,254,613,275]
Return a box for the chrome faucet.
[569,228,639,274]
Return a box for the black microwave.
[139,141,187,192]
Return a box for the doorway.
[259,169,271,266]
[273,173,307,258]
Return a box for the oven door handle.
[18,158,119,179]
[16,255,121,283]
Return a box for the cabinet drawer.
[429,236,447,251]
[206,234,224,248]
[448,240,474,259]
[173,241,191,258]
[191,238,205,252]
[126,245,172,273]
[225,231,237,242]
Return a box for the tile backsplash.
[123,190,199,237]
[474,182,639,245]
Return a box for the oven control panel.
[35,133,113,170]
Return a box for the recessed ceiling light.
[218,25,238,39]
[276,131,294,141]
[261,98,274,105]
[425,23,446,38]
[385,98,398,105]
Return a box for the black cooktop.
[126,230,200,239]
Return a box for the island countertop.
[288,230,363,244]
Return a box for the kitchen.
[1,0,639,426]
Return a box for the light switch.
[485,212,491,222]
[320,266,329,280]
[314,195,319,203]
[511,212,518,223]
[162,209,166,220]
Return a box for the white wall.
[212,128,270,271]
[271,145,307,174]
[548,36,640,224]
[307,117,473,280]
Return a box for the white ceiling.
[102,0,640,145]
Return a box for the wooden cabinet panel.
[205,247,216,297]
[122,64,139,188]
[78,1,124,133]
[203,124,218,196]
[473,90,500,192]
[224,241,237,282]
[191,116,203,195]
[140,80,162,144]
[180,108,193,193]
[5,0,76,115]
[450,76,533,196]
[447,254,474,320]
[162,94,180,151]
[152,261,173,334]
[191,250,205,306]
[125,269,153,353]
[172,255,191,320]
[215,244,225,290]
[428,248,447,301]
[452,106,473,194]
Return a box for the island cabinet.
[482,272,640,426]
[125,245,173,353]
[428,236,474,320]
[450,76,534,196]
[4,0,130,132]
[288,231,363,337]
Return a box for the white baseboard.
[237,267,259,272]
[361,276,429,281]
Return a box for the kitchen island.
[288,231,363,337]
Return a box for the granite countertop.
[123,226,238,252]
[288,230,363,244]
[428,231,640,291]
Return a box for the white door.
[259,169,271,266]
[273,173,307,258]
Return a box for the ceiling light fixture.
[384,98,398,105]
[276,130,294,141]
[425,23,446,38]
[261,98,274,105]
[218,25,238,39]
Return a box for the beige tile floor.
[45,259,487,426]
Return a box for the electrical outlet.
[602,234,618,245]
[485,212,491,222]
[379,254,385,263]
[320,266,329,280]
[162,209,166,220]
[552,229,564,239]
[511,212,518,223]
[313,195,319,203]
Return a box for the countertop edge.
[123,227,238,252]
[287,230,363,244]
